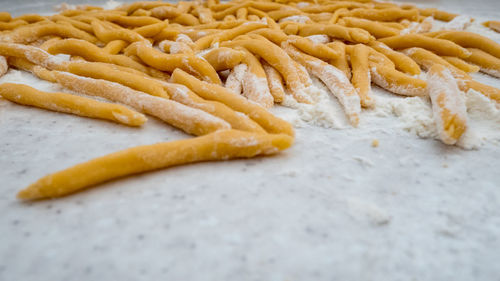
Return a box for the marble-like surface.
[1,1,500,281]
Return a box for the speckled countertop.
[1,1,500,281]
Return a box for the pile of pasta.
[1,0,500,200]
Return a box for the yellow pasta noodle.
[283,42,361,126]
[441,56,480,73]
[341,17,399,39]
[171,69,295,136]
[379,34,471,58]
[368,41,421,75]
[125,41,221,84]
[426,64,467,145]
[350,44,374,108]
[40,69,231,136]
[463,48,500,78]
[17,129,293,200]
[0,82,146,127]
[1,22,97,44]
[262,60,286,103]
[298,23,374,44]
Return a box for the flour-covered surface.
[1,1,500,281]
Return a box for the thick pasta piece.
[17,129,293,200]
[433,31,500,59]
[350,44,374,108]
[463,48,500,78]
[222,37,313,104]
[327,41,351,80]
[262,60,285,103]
[44,38,156,75]
[347,8,419,22]
[194,21,267,50]
[298,23,374,44]
[201,47,245,71]
[379,34,471,58]
[283,42,361,126]
[125,42,221,84]
[341,17,399,39]
[483,21,500,33]
[225,64,247,95]
[162,82,266,133]
[0,42,66,70]
[171,69,294,136]
[1,23,97,44]
[91,19,146,43]
[441,56,480,73]
[369,63,427,96]
[427,64,467,145]
[0,82,146,127]
[287,35,338,60]
[238,47,274,108]
[368,41,421,75]
[65,61,170,99]
[126,42,221,84]
[39,69,230,136]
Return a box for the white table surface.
[1,1,500,281]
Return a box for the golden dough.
[159,40,194,54]
[441,56,480,73]
[162,82,266,133]
[287,35,339,60]
[39,69,231,136]
[369,63,427,96]
[379,34,471,58]
[0,19,28,31]
[1,23,97,44]
[194,21,267,50]
[368,41,421,75]
[91,19,146,43]
[201,47,245,71]
[237,47,274,108]
[171,14,200,26]
[65,61,170,99]
[427,64,467,145]
[347,8,419,22]
[262,60,286,103]
[102,40,128,54]
[341,17,399,39]
[17,129,293,200]
[463,48,500,78]
[45,38,156,75]
[171,69,295,136]
[350,44,374,108]
[222,36,313,104]
[483,21,500,33]
[125,41,221,84]
[133,21,168,37]
[327,41,351,80]
[433,31,500,59]
[283,42,361,126]
[0,11,11,22]
[0,82,146,127]
[0,42,66,70]
[298,23,374,44]
[419,8,457,22]
[51,14,94,33]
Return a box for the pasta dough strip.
[426,64,467,145]
[17,130,293,200]
[171,69,295,136]
[0,82,147,127]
